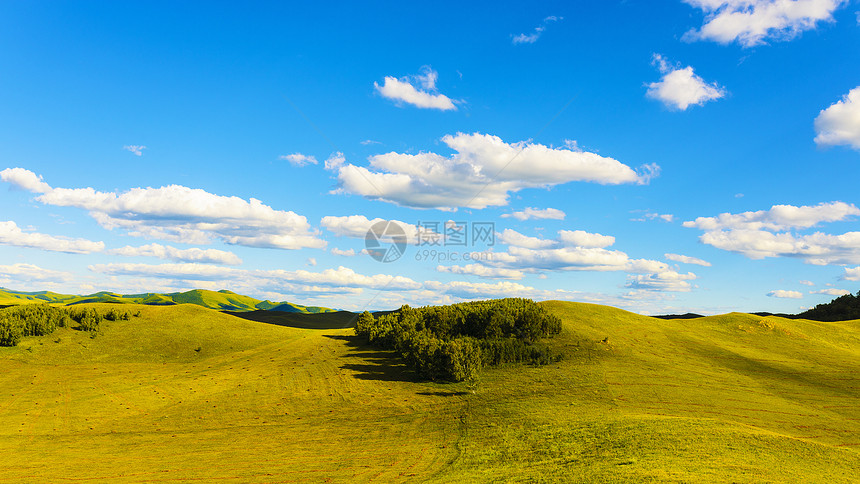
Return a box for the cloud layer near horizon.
[1,168,325,250]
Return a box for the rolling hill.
[0,287,334,314]
[0,299,857,481]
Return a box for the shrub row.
[354,298,562,382]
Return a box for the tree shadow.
[416,391,469,397]
[225,310,359,329]
[324,334,419,383]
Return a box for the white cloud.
[665,253,713,266]
[443,228,696,292]
[501,207,566,221]
[109,243,242,265]
[321,215,425,245]
[307,257,317,267]
[558,230,616,248]
[814,86,860,150]
[768,289,803,299]
[0,167,52,193]
[0,263,73,283]
[695,228,860,264]
[436,264,525,280]
[324,152,345,170]
[683,201,859,231]
[360,140,382,146]
[279,153,318,166]
[424,279,579,301]
[647,54,725,110]
[512,15,561,44]
[330,132,653,210]
[374,67,457,111]
[1,168,325,250]
[684,202,860,265]
[843,267,860,281]
[632,211,675,222]
[497,228,614,250]
[799,279,815,285]
[0,220,105,254]
[123,145,146,156]
[627,271,697,292]
[682,0,845,47]
[331,247,357,256]
[810,288,852,296]
[498,228,556,249]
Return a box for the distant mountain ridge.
[0,287,334,314]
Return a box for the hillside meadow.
[0,301,858,482]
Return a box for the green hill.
[0,287,334,314]
[0,300,857,482]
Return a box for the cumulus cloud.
[498,228,556,249]
[632,211,675,222]
[442,228,695,291]
[512,15,561,44]
[684,202,860,265]
[0,220,105,254]
[324,152,346,170]
[626,271,697,292]
[814,86,860,150]
[501,207,566,221]
[279,153,318,166]
[424,279,580,301]
[109,243,242,265]
[0,263,73,283]
[768,289,803,299]
[1,168,52,193]
[558,230,616,248]
[123,145,146,156]
[330,132,653,210]
[683,201,859,231]
[843,267,860,281]
[810,288,852,296]
[331,247,357,256]
[799,279,815,285]
[1,168,325,250]
[682,0,845,47]
[647,54,725,110]
[436,264,525,280]
[665,253,713,266]
[374,67,457,111]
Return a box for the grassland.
[0,300,858,482]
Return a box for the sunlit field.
[1,301,858,482]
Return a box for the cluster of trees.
[0,305,72,346]
[354,298,563,382]
[798,291,860,322]
[0,305,135,346]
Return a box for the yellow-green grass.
[0,301,858,482]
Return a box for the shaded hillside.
[0,287,333,314]
[798,291,860,321]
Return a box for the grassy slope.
[0,288,333,313]
[0,301,858,482]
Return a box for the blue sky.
[1,1,859,314]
